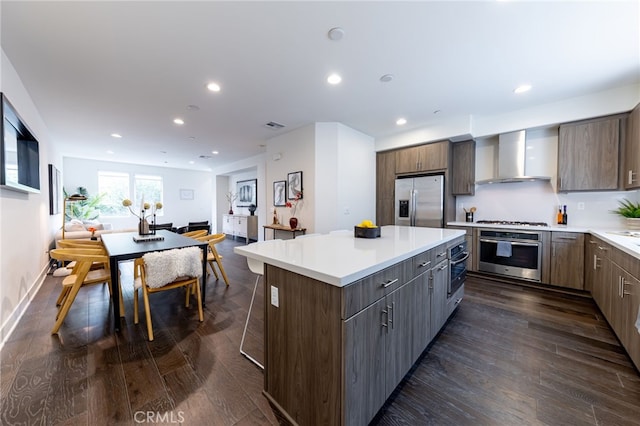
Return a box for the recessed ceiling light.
[173,118,184,125]
[380,74,394,83]
[110,133,122,138]
[189,160,195,164]
[327,73,342,85]
[211,150,219,155]
[514,84,532,94]
[396,118,407,126]
[328,27,345,41]
[206,82,221,92]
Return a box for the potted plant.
[613,198,640,230]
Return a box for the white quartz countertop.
[234,225,465,287]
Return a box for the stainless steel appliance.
[477,229,543,281]
[395,174,444,227]
[448,240,469,296]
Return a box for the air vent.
[264,121,285,130]
[198,155,213,159]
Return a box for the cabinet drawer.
[409,243,447,280]
[342,261,408,319]
[552,231,583,242]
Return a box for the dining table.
[100,230,209,331]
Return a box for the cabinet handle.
[389,302,395,329]
[418,260,431,269]
[454,297,463,307]
[437,251,447,258]
[439,263,448,271]
[556,236,577,241]
[593,255,600,271]
[588,240,597,245]
[629,170,637,184]
[381,308,389,328]
[381,278,399,288]
[597,246,609,252]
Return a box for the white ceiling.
[2,1,639,171]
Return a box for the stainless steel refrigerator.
[395,174,444,227]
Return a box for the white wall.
[63,157,213,230]
[0,49,59,344]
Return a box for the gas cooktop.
[476,220,549,227]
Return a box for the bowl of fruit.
[354,220,380,238]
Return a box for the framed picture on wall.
[237,179,257,207]
[48,164,61,215]
[287,171,303,200]
[273,180,286,206]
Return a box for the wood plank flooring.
[1,238,639,425]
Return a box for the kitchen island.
[235,226,465,425]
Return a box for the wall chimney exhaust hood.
[475,130,552,185]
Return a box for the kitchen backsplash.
[455,181,639,228]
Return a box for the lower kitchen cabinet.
[430,259,449,339]
[222,214,257,243]
[588,237,613,320]
[550,232,584,289]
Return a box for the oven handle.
[479,238,540,247]
[450,252,470,265]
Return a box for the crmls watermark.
[134,411,185,424]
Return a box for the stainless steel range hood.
[475,130,552,185]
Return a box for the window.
[97,172,164,217]
[98,171,129,216]
[135,174,163,216]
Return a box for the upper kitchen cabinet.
[451,140,476,195]
[376,151,396,226]
[557,115,623,192]
[624,103,640,190]
[395,141,448,174]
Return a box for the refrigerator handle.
[410,189,416,226]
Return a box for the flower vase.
[138,218,150,235]
[289,217,298,229]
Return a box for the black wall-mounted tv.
[1,93,40,193]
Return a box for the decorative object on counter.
[285,191,303,229]
[248,204,257,216]
[272,208,279,225]
[225,191,237,214]
[463,206,476,222]
[557,205,563,225]
[612,198,640,230]
[354,220,380,238]
[122,198,163,236]
[562,205,568,225]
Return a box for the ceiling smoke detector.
[264,121,285,130]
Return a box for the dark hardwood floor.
[1,238,639,425]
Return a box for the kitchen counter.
[447,221,640,260]
[234,225,465,286]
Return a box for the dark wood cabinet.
[451,140,476,195]
[550,232,584,289]
[590,237,613,320]
[558,116,622,191]
[624,103,640,190]
[376,151,396,226]
[429,259,449,339]
[395,141,448,174]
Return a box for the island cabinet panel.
[624,103,640,189]
[264,265,343,426]
[558,116,621,192]
[395,141,448,175]
[549,232,584,289]
[430,259,450,339]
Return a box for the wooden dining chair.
[195,233,230,286]
[182,229,208,238]
[49,248,120,334]
[133,246,204,341]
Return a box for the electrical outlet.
[270,285,279,308]
[577,202,585,210]
[344,207,350,215]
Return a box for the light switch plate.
[270,285,279,307]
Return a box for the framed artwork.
[273,180,286,206]
[48,164,61,215]
[287,171,303,200]
[179,189,194,200]
[237,178,257,207]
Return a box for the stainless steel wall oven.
[449,240,469,296]
[477,229,543,281]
